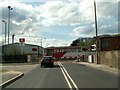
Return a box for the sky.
[0,0,119,47]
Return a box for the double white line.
[58,62,79,90]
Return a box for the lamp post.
[41,38,46,57]
[2,20,7,61]
[2,20,7,45]
[41,38,46,48]
[8,6,13,44]
[94,0,99,64]
[12,34,15,44]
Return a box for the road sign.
[32,48,37,51]
[19,38,25,43]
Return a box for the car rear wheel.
[41,64,43,68]
[51,64,54,67]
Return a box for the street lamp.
[40,38,46,57]
[2,20,7,62]
[2,20,7,45]
[41,38,46,47]
[8,6,13,44]
[12,34,15,44]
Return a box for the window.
[101,39,111,49]
[54,50,57,53]
[60,49,62,52]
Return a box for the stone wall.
[94,50,120,68]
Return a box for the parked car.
[41,56,54,67]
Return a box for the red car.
[41,56,54,67]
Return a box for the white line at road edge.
[58,62,79,90]
[0,73,24,87]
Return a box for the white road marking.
[58,62,73,90]
[58,62,79,90]
[0,73,23,87]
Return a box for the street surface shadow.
[78,64,86,66]
[42,64,60,68]
[53,64,60,68]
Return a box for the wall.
[94,50,120,68]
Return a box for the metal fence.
[2,55,27,63]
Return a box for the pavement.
[0,63,38,89]
[0,61,119,88]
[74,61,119,75]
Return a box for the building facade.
[94,34,120,68]
[98,35,120,51]
[1,43,43,63]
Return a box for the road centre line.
[58,62,79,90]
[58,62,73,90]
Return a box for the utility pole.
[94,0,99,64]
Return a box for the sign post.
[19,38,25,45]
[32,48,38,63]
[19,38,25,62]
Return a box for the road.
[4,61,118,89]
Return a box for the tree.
[71,40,79,46]
[71,38,95,47]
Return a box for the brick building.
[98,34,120,51]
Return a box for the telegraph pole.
[94,0,99,64]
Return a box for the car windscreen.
[43,57,53,61]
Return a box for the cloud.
[97,2,118,19]
[14,37,70,47]
[99,21,118,34]
[70,25,94,37]
[70,1,118,38]
[0,0,119,47]
[1,1,43,36]
[70,20,118,38]
[44,39,71,47]
[1,0,118,30]
[40,1,83,26]
[40,0,118,27]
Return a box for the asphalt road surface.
[4,61,118,89]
